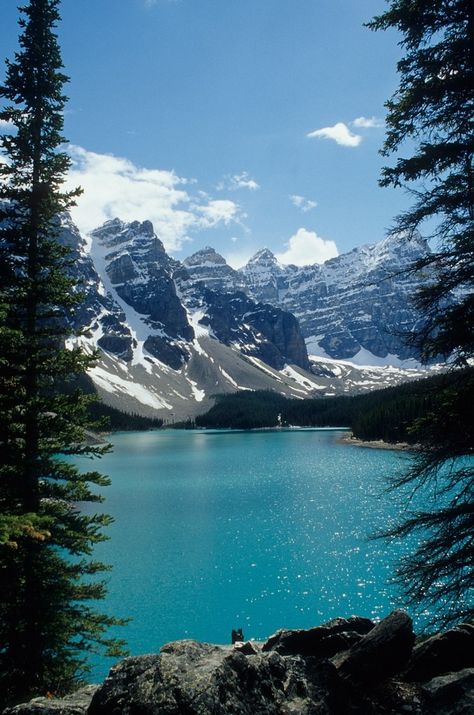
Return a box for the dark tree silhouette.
[0,1,126,706]
[368,0,473,627]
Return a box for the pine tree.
[368,0,474,627]
[0,1,126,706]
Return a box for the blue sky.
[1,0,408,267]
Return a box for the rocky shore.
[337,431,413,451]
[4,611,473,714]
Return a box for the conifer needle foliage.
[368,0,473,627]
[0,1,127,706]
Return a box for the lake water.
[77,428,422,681]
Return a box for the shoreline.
[337,431,414,451]
[96,426,413,453]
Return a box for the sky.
[0,0,408,268]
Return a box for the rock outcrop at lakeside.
[4,611,474,714]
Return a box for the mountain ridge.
[185,230,430,361]
[62,215,437,420]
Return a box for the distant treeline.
[194,368,473,443]
[88,400,164,431]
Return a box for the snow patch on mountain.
[89,221,153,363]
[281,365,327,391]
[59,214,443,420]
[90,365,173,410]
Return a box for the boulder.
[422,668,474,714]
[263,616,374,657]
[2,685,97,715]
[4,611,474,715]
[403,624,474,682]
[234,641,260,656]
[87,640,340,714]
[331,610,415,685]
[4,616,474,714]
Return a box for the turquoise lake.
[78,428,422,681]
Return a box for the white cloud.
[307,122,362,147]
[276,228,338,266]
[195,199,239,227]
[352,115,384,129]
[235,173,259,191]
[65,146,240,252]
[290,194,317,213]
[217,171,260,191]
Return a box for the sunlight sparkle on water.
[73,428,428,681]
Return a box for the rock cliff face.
[92,219,192,341]
[197,288,310,371]
[57,215,135,362]
[59,215,436,419]
[62,217,325,419]
[239,233,430,361]
[187,233,431,361]
[183,246,246,294]
[85,220,310,373]
[5,613,473,715]
[239,248,288,303]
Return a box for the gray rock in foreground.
[3,686,97,715]
[5,612,474,715]
[87,641,342,715]
[85,611,474,715]
[262,615,375,657]
[331,609,415,685]
[403,624,474,682]
[422,669,474,715]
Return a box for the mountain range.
[61,215,436,421]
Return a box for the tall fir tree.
[0,1,126,707]
[368,0,473,627]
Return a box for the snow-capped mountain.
[63,216,435,420]
[185,232,430,362]
[62,218,325,419]
[183,246,246,294]
[239,248,288,303]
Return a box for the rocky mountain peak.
[58,213,85,250]
[239,247,285,304]
[245,247,280,267]
[183,246,245,293]
[385,229,427,249]
[184,246,228,268]
[89,217,125,244]
[59,212,437,419]
[90,218,164,252]
[379,229,429,261]
[351,230,429,271]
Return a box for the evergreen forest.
[194,368,473,444]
